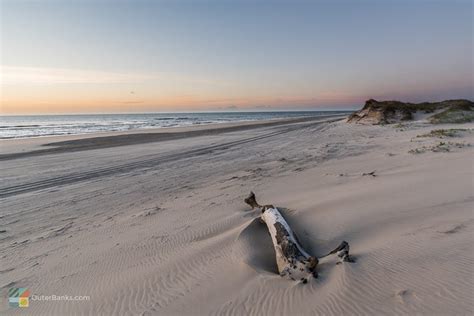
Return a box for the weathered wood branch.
[244,192,353,282]
[319,240,354,263]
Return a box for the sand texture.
[1,116,473,315]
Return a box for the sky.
[0,0,472,114]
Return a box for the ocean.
[0,111,349,139]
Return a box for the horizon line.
[0,109,357,117]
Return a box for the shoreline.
[0,111,353,141]
[0,114,347,159]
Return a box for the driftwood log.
[244,192,353,283]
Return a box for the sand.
[0,116,473,315]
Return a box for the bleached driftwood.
[244,192,352,283]
[318,240,353,264]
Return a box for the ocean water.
[0,111,348,139]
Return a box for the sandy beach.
[1,115,473,315]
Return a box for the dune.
[347,99,474,125]
[0,115,472,315]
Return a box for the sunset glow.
[1,0,472,114]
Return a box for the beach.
[0,115,473,315]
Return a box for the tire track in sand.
[0,118,341,199]
[0,130,284,198]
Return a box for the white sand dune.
[0,117,473,315]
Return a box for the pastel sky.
[1,0,472,114]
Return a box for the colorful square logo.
[8,288,30,308]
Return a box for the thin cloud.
[0,65,229,86]
[0,66,155,85]
[120,101,145,104]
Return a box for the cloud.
[220,105,239,110]
[0,65,230,87]
[120,101,145,104]
[0,66,156,85]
